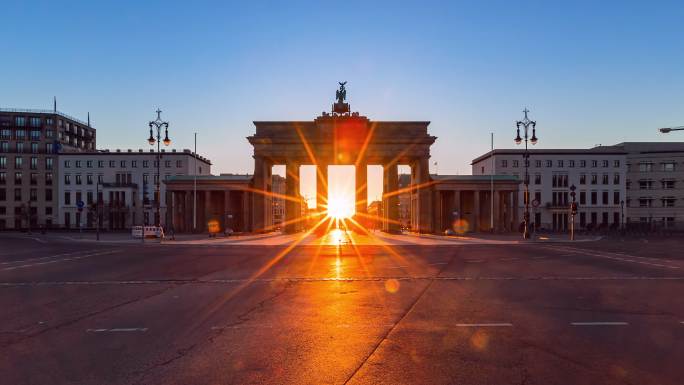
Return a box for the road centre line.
[540,246,680,269]
[571,322,628,326]
[0,249,103,265]
[1,250,118,271]
[455,323,513,327]
[87,328,147,333]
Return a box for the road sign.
[76,200,85,209]
[532,199,540,208]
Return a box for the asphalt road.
[0,234,682,384]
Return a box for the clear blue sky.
[2,0,684,182]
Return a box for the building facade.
[57,149,211,230]
[0,108,95,230]
[472,148,627,231]
[612,142,684,228]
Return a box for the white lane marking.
[86,327,147,333]
[455,323,513,327]
[1,250,118,271]
[570,322,628,326]
[0,249,103,265]
[212,323,397,330]
[428,262,448,266]
[541,245,680,269]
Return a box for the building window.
[75,174,82,185]
[602,174,609,184]
[31,143,38,153]
[638,162,653,172]
[557,160,564,168]
[85,160,92,168]
[0,188,5,201]
[15,117,26,127]
[64,174,71,185]
[120,160,126,168]
[662,197,676,207]
[591,160,597,168]
[143,174,149,184]
[613,160,620,167]
[0,129,10,139]
[580,160,586,168]
[568,160,575,168]
[75,160,81,168]
[87,174,93,185]
[638,198,652,208]
[613,173,620,184]
[15,156,23,168]
[98,160,104,168]
[546,160,552,167]
[661,162,676,172]
[143,160,149,168]
[30,189,37,201]
[98,174,104,184]
[176,160,182,168]
[45,173,53,186]
[46,157,53,170]
[0,172,5,184]
[45,143,53,154]
[613,191,620,205]
[64,160,71,168]
[45,189,52,202]
[579,174,586,184]
[153,160,159,167]
[0,156,5,169]
[46,129,54,138]
[601,191,608,205]
[591,174,597,184]
[591,191,597,205]
[132,160,137,168]
[15,129,26,140]
[601,160,608,167]
[0,141,7,152]
[30,173,37,185]
[580,191,586,205]
[662,180,675,189]
[165,160,171,168]
[30,157,37,170]
[14,172,22,184]
[512,160,518,168]
[64,191,71,205]
[109,160,115,168]
[534,174,541,184]
[87,191,94,204]
[14,188,21,201]
[29,117,41,127]
[638,180,653,190]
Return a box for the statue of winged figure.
[336,81,347,104]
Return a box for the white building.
[472,148,627,231]
[57,149,211,229]
[611,142,684,228]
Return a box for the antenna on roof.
[87,112,90,127]
[53,96,57,112]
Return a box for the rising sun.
[326,195,355,219]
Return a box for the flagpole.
[490,132,494,232]
[193,132,197,232]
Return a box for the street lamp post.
[659,126,684,134]
[569,184,577,241]
[147,109,171,236]
[514,108,538,240]
[620,200,625,232]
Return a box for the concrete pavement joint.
[1,250,119,271]
[86,328,148,333]
[2,275,684,287]
[570,322,629,326]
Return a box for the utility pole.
[490,132,494,232]
[193,132,197,232]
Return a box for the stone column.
[383,162,400,233]
[204,190,211,232]
[473,190,481,232]
[493,189,500,232]
[512,189,520,231]
[316,164,328,214]
[433,189,442,234]
[355,163,367,215]
[252,156,272,232]
[453,190,461,222]
[414,157,433,233]
[224,190,231,231]
[285,161,300,233]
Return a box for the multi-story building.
[0,108,95,230]
[472,148,627,231]
[57,149,211,230]
[610,142,684,228]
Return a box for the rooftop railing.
[0,108,90,127]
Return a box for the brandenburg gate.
[248,82,437,234]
